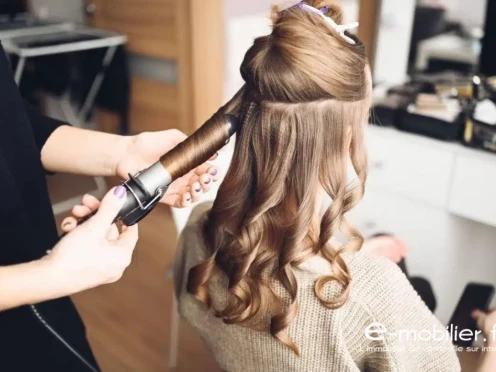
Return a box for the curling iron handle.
[59,211,96,238]
[59,209,111,238]
[66,208,118,228]
[59,190,135,238]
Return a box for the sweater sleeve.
[349,254,461,372]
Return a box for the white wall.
[224,0,360,100]
[444,0,487,28]
[225,0,359,20]
[28,0,362,100]
[29,0,84,23]
[419,0,487,27]
[374,0,416,84]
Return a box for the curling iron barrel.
[115,114,239,226]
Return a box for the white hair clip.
[280,2,359,45]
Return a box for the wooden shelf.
[90,0,178,60]
[129,78,179,134]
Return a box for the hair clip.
[318,5,330,13]
[278,2,359,45]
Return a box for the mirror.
[371,0,491,84]
[408,0,487,76]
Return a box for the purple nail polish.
[210,168,218,176]
[195,187,201,192]
[204,177,211,184]
[114,185,127,199]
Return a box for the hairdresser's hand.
[361,235,408,263]
[115,130,220,207]
[49,186,138,292]
[473,309,496,346]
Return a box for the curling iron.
[66,114,239,231]
[50,113,239,372]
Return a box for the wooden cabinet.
[89,0,178,60]
[357,0,380,70]
[129,78,179,133]
[86,0,224,135]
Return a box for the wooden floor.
[47,174,481,372]
[48,174,221,372]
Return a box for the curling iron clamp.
[66,114,239,231]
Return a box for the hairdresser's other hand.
[49,186,138,293]
[114,130,220,207]
[361,235,408,263]
[472,309,496,346]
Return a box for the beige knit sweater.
[173,203,461,372]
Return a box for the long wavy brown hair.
[187,0,372,355]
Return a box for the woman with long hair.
[173,1,461,371]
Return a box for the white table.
[0,16,73,40]
[3,27,127,214]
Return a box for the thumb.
[147,129,186,154]
[472,309,486,330]
[472,309,484,320]
[88,186,127,234]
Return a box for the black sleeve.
[23,101,69,152]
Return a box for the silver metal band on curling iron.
[136,161,172,195]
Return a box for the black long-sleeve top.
[0,43,99,371]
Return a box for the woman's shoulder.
[180,202,213,240]
[347,251,406,284]
[343,253,461,371]
[345,251,412,309]
[187,201,214,227]
[173,202,213,296]
[177,202,214,258]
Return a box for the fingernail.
[195,186,201,192]
[114,185,127,199]
[63,221,71,227]
[204,177,211,184]
[186,193,191,201]
[210,168,218,176]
